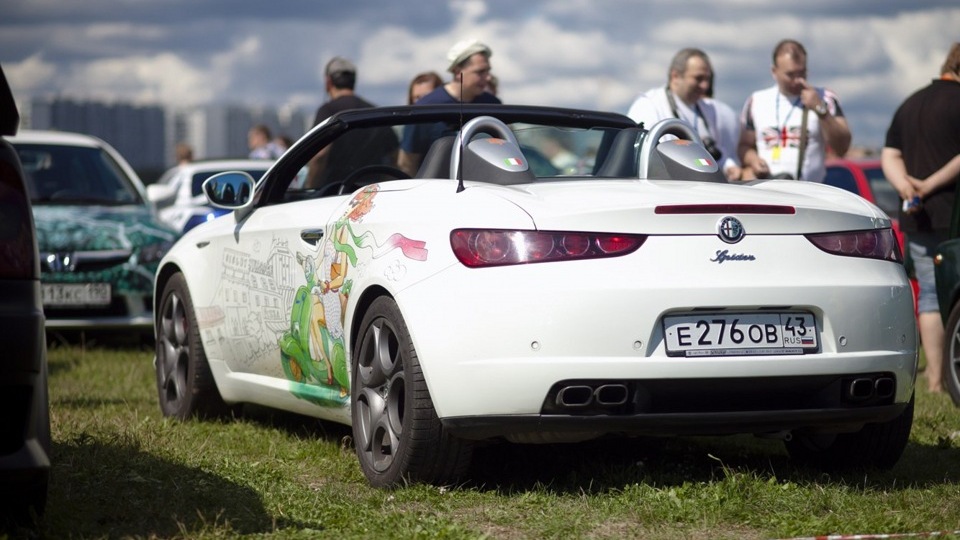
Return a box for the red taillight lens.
[450,229,646,268]
[806,229,902,263]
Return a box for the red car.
[825,158,918,313]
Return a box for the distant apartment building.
[28,97,166,172]
[25,97,312,177]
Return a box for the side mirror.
[203,171,255,209]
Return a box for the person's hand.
[898,177,920,201]
[751,158,770,179]
[724,164,743,182]
[908,176,929,198]
[797,78,826,112]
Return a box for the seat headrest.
[415,136,456,179]
[596,128,642,178]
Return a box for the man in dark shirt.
[397,39,501,176]
[305,57,398,189]
[882,42,960,393]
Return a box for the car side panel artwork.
[185,185,429,417]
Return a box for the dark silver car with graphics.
[7,130,177,332]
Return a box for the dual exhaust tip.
[846,376,896,402]
[556,384,629,408]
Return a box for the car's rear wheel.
[155,272,229,419]
[941,301,960,406]
[351,296,472,488]
[785,393,914,470]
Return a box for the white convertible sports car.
[154,104,917,488]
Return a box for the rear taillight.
[0,155,39,279]
[806,229,902,263]
[451,229,646,268]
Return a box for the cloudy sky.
[2,0,958,149]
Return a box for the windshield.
[510,123,608,177]
[14,143,143,205]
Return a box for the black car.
[0,63,50,524]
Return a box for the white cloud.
[63,53,219,106]
[5,53,56,95]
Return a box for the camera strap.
[796,106,808,180]
[665,88,713,141]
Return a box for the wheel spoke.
[171,294,187,346]
[385,370,405,437]
[358,322,387,386]
[377,321,399,377]
[356,387,386,453]
[372,416,400,472]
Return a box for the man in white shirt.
[627,48,741,181]
[738,39,851,182]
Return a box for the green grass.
[14,341,960,539]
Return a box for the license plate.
[42,283,112,306]
[663,312,818,357]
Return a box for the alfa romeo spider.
[153,104,917,487]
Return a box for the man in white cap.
[397,38,501,175]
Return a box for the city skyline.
[22,96,312,178]
[3,1,959,150]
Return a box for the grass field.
[13,339,960,539]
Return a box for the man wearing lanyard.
[627,48,742,181]
[738,39,851,182]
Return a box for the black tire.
[155,272,230,419]
[785,393,914,471]
[351,296,472,488]
[942,300,960,406]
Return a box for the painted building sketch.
[197,237,298,374]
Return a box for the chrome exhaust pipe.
[556,385,593,408]
[847,378,875,401]
[874,377,895,399]
[594,384,628,406]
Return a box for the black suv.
[0,63,50,524]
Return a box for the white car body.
[147,159,273,233]
[154,105,917,487]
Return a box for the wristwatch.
[814,101,829,118]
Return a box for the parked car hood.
[33,205,177,252]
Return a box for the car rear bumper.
[439,372,910,440]
[442,402,909,441]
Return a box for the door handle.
[300,229,324,246]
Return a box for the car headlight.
[139,240,174,264]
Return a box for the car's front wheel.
[941,301,960,406]
[155,272,229,419]
[785,393,914,471]
[351,296,472,488]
